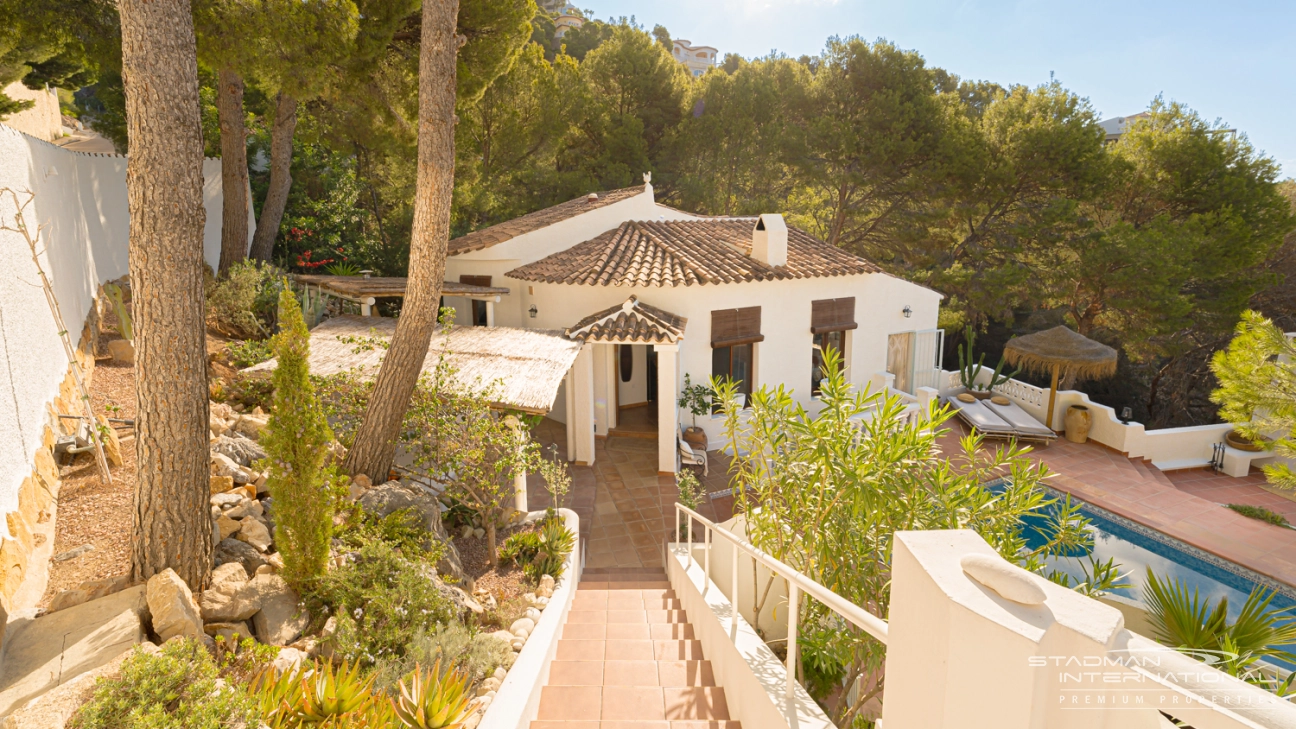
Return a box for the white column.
[564,371,575,462]
[655,343,679,474]
[592,344,609,437]
[485,299,495,327]
[573,344,596,465]
[604,343,618,431]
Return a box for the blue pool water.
[1012,487,1296,668]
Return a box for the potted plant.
[958,325,1018,399]
[678,374,712,450]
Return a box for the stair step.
[533,723,741,729]
[556,639,707,661]
[562,623,697,640]
[579,580,672,590]
[535,685,731,722]
[568,609,689,624]
[548,659,716,686]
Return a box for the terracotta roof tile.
[566,296,687,343]
[448,185,645,256]
[506,219,881,286]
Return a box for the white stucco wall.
[0,123,233,534]
[445,188,943,439]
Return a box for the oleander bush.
[207,259,281,340]
[226,338,275,368]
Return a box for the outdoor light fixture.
[359,269,373,279]
[902,305,912,318]
[529,305,538,318]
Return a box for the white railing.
[994,377,1047,408]
[673,503,888,726]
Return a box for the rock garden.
[9,280,576,728]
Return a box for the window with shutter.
[711,307,764,347]
[811,297,857,334]
[460,275,492,326]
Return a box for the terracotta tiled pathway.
[939,422,1296,588]
[527,419,731,570]
[532,567,739,728]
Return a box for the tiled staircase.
[532,566,739,728]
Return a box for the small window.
[812,331,845,395]
[711,307,761,407]
[460,275,492,327]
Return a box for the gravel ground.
[454,522,538,607]
[39,343,136,607]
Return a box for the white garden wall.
[0,123,238,535]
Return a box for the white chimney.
[752,214,787,267]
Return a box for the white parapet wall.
[884,529,1296,729]
[478,508,581,729]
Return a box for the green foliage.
[1227,503,1290,527]
[337,505,447,563]
[225,339,274,369]
[1144,569,1296,693]
[1212,310,1296,490]
[498,519,574,581]
[310,540,455,666]
[206,260,282,340]
[263,284,336,589]
[253,658,385,728]
[677,374,713,425]
[392,658,475,729]
[716,347,1099,724]
[70,639,258,729]
[212,373,275,411]
[956,325,1018,392]
[535,446,571,510]
[373,623,512,691]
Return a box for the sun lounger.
[946,396,1017,436]
[945,395,1056,445]
[983,398,1057,442]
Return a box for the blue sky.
[591,0,1296,178]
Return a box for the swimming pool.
[1011,484,1296,668]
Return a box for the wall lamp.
[529,305,538,319]
[902,305,912,318]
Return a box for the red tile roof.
[506,219,882,287]
[566,296,687,343]
[448,186,646,256]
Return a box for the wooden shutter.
[460,275,492,288]
[711,306,764,347]
[811,297,858,334]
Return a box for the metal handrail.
[674,503,889,644]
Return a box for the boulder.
[210,452,251,484]
[209,475,235,495]
[325,440,347,467]
[254,474,269,495]
[210,435,266,467]
[235,518,273,552]
[539,574,555,594]
[216,514,241,540]
[233,413,270,440]
[352,474,372,490]
[214,537,267,576]
[357,481,463,580]
[204,621,254,644]
[509,617,535,637]
[107,339,134,364]
[226,499,263,520]
[524,607,541,622]
[209,413,231,438]
[146,569,203,643]
[199,577,262,622]
[211,492,244,508]
[46,574,131,614]
[488,630,514,647]
[0,642,158,729]
[272,647,307,676]
[250,574,309,646]
[266,552,285,571]
[210,562,248,589]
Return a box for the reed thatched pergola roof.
[245,315,580,414]
[1003,325,1118,380]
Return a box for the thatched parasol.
[1003,326,1118,429]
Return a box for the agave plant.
[527,519,575,581]
[1144,569,1296,693]
[392,659,476,729]
[252,659,378,728]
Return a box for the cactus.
[103,282,132,341]
[957,326,1019,393]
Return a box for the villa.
[439,177,943,474]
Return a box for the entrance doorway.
[610,344,657,439]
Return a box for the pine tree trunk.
[343,0,459,483]
[120,0,213,590]
[216,66,249,276]
[248,92,297,262]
